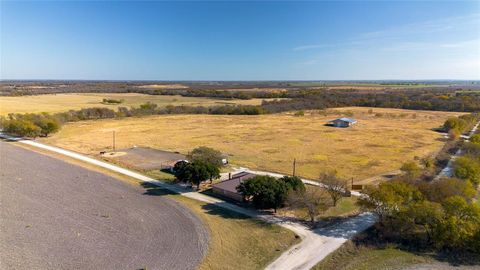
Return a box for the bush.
[453,156,480,187]
[101,98,123,104]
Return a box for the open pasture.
[42,107,462,182]
[0,93,270,115]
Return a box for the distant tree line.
[2,102,479,139]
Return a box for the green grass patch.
[321,197,359,218]
[143,169,176,183]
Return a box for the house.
[328,117,357,128]
[211,171,257,201]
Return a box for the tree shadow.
[140,182,177,196]
[200,203,251,220]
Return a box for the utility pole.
[292,158,296,176]
[113,131,116,152]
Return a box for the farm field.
[0,93,272,115]
[42,107,462,182]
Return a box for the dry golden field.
[42,107,462,182]
[0,93,271,115]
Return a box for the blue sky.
[1,1,479,80]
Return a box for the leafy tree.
[204,162,220,183]
[287,187,330,226]
[417,178,476,203]
[237,176,288,212]
[358,180,423,220]
[453,156,480,187]
[400,161,422,178]
[443,117,467,133]
[400,200,443,243]
[470,134,480,145]
[187,146,224,167]
[319,172,348,206]
[2,119,41,138]
[180,161,211,189]
[435,196,480,249]
[280,176,305,193]
[173,160,190,182]
[35,117,61,137]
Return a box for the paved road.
[0,142,208,270]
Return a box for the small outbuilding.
[211,171,257,201]
[328,117,357,128]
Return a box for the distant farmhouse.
[212,171,257,201]
[328,117,357,128]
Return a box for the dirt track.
[0,142,208,270]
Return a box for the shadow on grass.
[140,182,176,196]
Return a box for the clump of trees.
[443,113,480,136]
[358,177,480,253]
[173,146,223,188]
[1,113,61,138]
[187,146,224,167]
[451,133,480,187]
[237,175,305,212]
[173,160,219,188]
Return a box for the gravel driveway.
[0,142,208,270]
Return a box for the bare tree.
[287,187,330,226]
[319,172,348,207]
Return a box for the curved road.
[0,142,208,270]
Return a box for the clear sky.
[1,1,479,80]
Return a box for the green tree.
[237,176,288,212]
[470,134,480,145]
[443,117,467,133]
[36,117,61,137]
[187,146,224,167]
[173,160,190,182]
[417,178,476,203]
[2,119,41,138]
[400,161,422,178]
[435,196,480,249]
[180,161,211,189]
[280,176,305,193]
[358,180,423,220]
[400,200,443,243]
[453,156,480,187]
[204,162,220,183]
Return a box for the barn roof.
[332,117,357,123]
